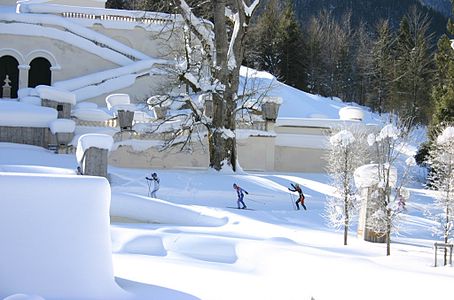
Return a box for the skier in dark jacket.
[288,183,306,210]
[233,183,248,209]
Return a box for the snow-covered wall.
[0,172,126,299]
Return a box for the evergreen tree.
[247,0,305,88]
[304,15,325,95]
[276,1,306,89]
[105,0,127,9]
[393,8,434,125]
[367,20,395,115]
[431,0,454,132]
[353,22,373,105]
[248,0,282,77]
[431,35,454,130]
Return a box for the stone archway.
[0,55,19,98]
[28,57,51,88]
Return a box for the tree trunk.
[344,200,349,246]
[386,208,391,256]
[207,0,249,171]
[207,0,237,171]
[444,208,449,265]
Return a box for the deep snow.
[0,142,452,300]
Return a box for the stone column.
[154,106,168,119]
[18,64,30,91]
[117,110,134,131]
[81,147,109,178]
[357,185,386,243]
[261,100,281,131]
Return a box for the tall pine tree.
[431,0,454,132]
[276,1,306,89]
[367,20,395,115]
[394,8,434,125]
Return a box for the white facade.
[0,1,375,173]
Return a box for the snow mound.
[0,101,57,128]
[3,294,45,300]
[71,107,113,122]
[35,85,76,105]
[0,172,125,299]
[105,94,130,110]
[49,119,76,134]
[0,165,75,175]
[111,192,227,226]
[19,96,41,106]
[338,106,364,121]
[75,102,98,109]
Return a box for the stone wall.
[42,99,71,119]
[0,126,51,148]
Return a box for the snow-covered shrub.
[426,125,454,265]
[325,127,369,245]
[363,121,415,255]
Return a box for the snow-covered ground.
[0,141,451,300]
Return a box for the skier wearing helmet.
[146,172,160,198]
[288,183,306,210]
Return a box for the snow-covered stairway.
[0,2,178,102]
[1,6,151,64]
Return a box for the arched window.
[28,57,51,88]
[0,55,19,98]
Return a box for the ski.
[226,206,255,211]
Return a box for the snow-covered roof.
[0,101,57,127]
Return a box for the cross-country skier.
[233,183,248,209]
[288,183,306,210]
[146,172,160,198]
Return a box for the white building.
[0,0,374,172]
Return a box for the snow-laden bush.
[426,125,454,265]
[325,127,369,245]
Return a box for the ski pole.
[146,179,151,197]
